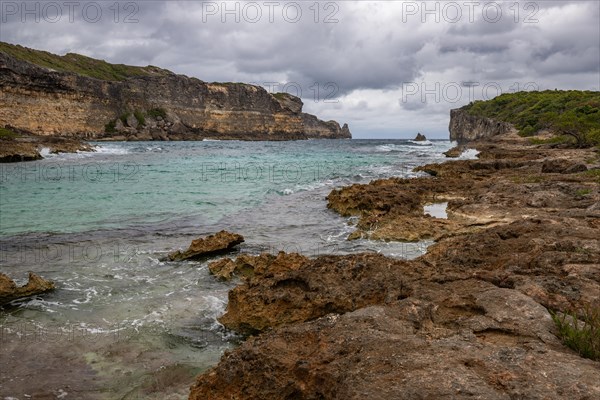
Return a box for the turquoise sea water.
[0,139,461,398]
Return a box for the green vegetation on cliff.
[464,90,600,147]
[0,127,19,139]
[0,41,171,81]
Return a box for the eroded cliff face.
[449,108,513,143]
[0,52,351,140]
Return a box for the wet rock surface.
[168,231,244,261]
[0,272,55,305]
[189,131,600,399]
[443,144,466,157]
[0,133,93,163]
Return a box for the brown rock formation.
[218,252,413,335]
[0,272,55,305]
[0,43,351,141]
[167,231,244,261]
[191,284,600,400]
[207,252,296,281]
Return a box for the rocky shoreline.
[0,132,94,163]
[189,130,600,398]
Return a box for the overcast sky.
[1,0,599,138]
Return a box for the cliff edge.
[449,91,600,146]
[0,42,351,140]
[449,108,513,143]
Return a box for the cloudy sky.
[1,0,599,138]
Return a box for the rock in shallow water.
[0,272,55,305]
[443,145,466,158]
[167,230,244,261]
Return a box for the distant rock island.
[414,132,427,141]
[0,42,351,141]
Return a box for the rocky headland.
[188,93,600,399]
[0,42,351,143]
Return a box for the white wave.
[408,140,433,146]
[39,147,51,157]
[375,144,396,152]
[279,178,338,196]
[458,148,480,159]
[72,287,98,304]
[202,138,221,142]
[93,145,131,155]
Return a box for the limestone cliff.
[0,43,351,140]
[449,107,513,143]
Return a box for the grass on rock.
[551,306,600,361]
[0,41,170,81]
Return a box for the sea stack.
[414,132,427,141]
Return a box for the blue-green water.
[0,139,460,399]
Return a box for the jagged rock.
[327,177,472,242]
[0,135,92,163]
[565,163,588,174]
[114,118,125,131]
[449,108,513,143]
[271,92,303,114]
[170,121,189,135]
[414,132,427,141]
[125,114,139,129]
[167,231,244,261]
[0,272,55,305]
[444,145,465,158]
[542,159,587,174]
[208,253,285,280]
[0,140,42,162]
[341,123,351,138]
[218,252,414,335]
[191,280,600,400]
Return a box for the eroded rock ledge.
[189,132,600,399]
[167,231,244,262]
[0,133,93,163]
